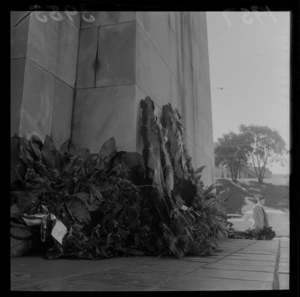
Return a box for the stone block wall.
[135,12,215,184]
[10,11,80,149]
[72,12,139,153]
[11,11,215,185]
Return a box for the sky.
[206,11,290,174]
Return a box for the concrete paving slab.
[280,254,289,260]
[217,259,276,268]
[13,280,148,291]
[280,242,289,248]
[11,256,145,282]
[217,245,253,249]
[11,237,285,291]
[206,254,231,259]
[146,259,210,268]
[278,262,289,273]
[217,247,240,251]
[187,268,274,282]
[280,246,289,251]
[244,246,279,252]
[182,257,219,263]
[278,273,289,290]
[280,248,289,259]
[57,269,174,288]
[278,258,289,263]
[204,263,275,273]
[226,253,277,262]
[158,276,272,291]
[125,265,195,275]
[244,241,279,251]
[219,241,254,246]
[236,249,277,255]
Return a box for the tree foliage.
[215,125,287,184]
[214,132,252,182]
[239,124,287,184]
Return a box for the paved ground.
[229,208,290,237]
[11,237,289,291]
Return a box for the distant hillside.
[216,178,289,215]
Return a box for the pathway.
[11,237,289,291]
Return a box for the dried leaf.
[195,166,206,175]
[42,135,60,169]
[19,138,35,166]
[73,147,90,161]
[73,192,89,204]
[11,204,21,219]
[66,198,91,224]
[11,237,35,257]
[99,137,117,159]
[204,184,218,197]
[11,224,34,240]
[59,139,73,155]
[29,135,43,161]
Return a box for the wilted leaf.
[177,179,196,207]
[46,243,64,260]
[88,184,104,203]
[59,139,73,155]
[42,135,60,169]
[73,192,100,212]
[73,192,89,204]
[29,135,43,161]
[106,233,113,246]
[66,198,91,224]
[112,152,145,185]
[11,191,38,213]
[204,184,218,197]
[99,137,117,159]
[11,237,35,257]
[11,204,21,218]
[195,166,206,175]
[30,135,43,147]
[73,147,90,161]
[18,137,35,166]
[11,224,35,240]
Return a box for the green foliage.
[215,125,287,184]
[139,98,229,258]
[215,132,252,182]
[228,227,276,240]
[11,99,230,260]
[239,124,287,183]
[11,135,169,259]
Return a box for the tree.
[214,132,252,182]
[239,124,287,184]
